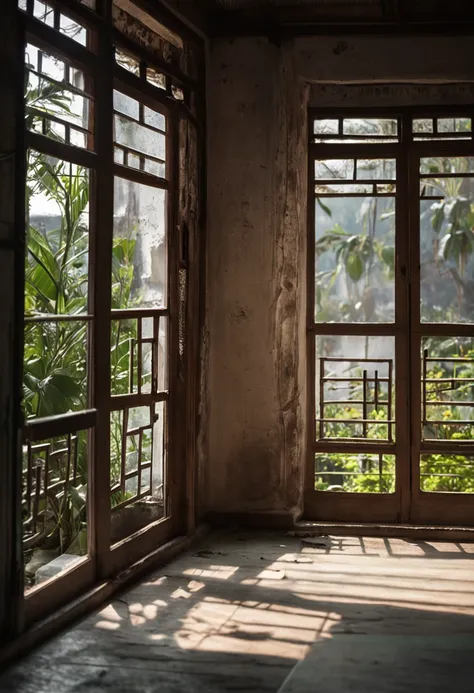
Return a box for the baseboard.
[208,509,299,530]
[294,521,474,542]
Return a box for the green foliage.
[315,167,474,495]
[23,75,138,554]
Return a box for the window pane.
[113,90,167,177]
[343,118,398,138]
[25,44,93,149]
[25,151,90,316]
[420,159,474,323]
[421,454,474,493]
[315,196,395,323]
[112,178,167,309]
[110,315,168,396]
[23,429,90,592]
[315,453,395,493]
[316,336,396,442]
[314,119,338,135]
[110,402,167,544]
[114,115,166,163]
[23,321,89,419]
[422,336,474,442]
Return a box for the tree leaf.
[345,252,364,282]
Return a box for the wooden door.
[306,109,474,526]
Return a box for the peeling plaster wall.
[206,38,307,515]
[205,33,474,517]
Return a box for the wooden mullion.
[24,410,97,442]
[25,17,98,70]
[408,137,422,523]
[395,116,411,522]
[113,163,168,190]
[46,0,104,29]
[110,392,168,410]
[92,0,114,578]
[25,131,97,167]
[310,142,400,158]
[113,70,174,113]
[309,323,398,336]
[111,307,168,319]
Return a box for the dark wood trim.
[107,517,173,577]
[208,16,474,38]
[1,0,27,643]
[294,520,474,541]
[24,16,98,69]
[24,558,94,627]
[305,491,402,523]
[92,0,114,578]
[208,511,299,531]
[23,410,97,442]
[25,132,97,167]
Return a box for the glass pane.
[422,336,474,441]
[420,159,474,323]
[356,159,396,180]
[23,321,89,419]
[113,90,166,177]
[315,160,354,180]
[113,91,139,120]
[23,429,90,592]
[59,14,87,45]
[114,114,166,164]
[115,48,140,74]
[420,454,474,493]
[31,1,89,46]
[315,453,395,493]
[316,336,395,441]
[147,67,167,91]
[25,44,92,148]
[438,118,471,134]
[25,151,90,316]
[420,157,474,175]
[110,402,166,544]
[315,196,395,323]
[343,118,398,138]
[413,119,434,134]
[110,315,168,396]
[314,119,338,135]
[112,178,167,309]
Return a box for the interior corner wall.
[204,31,474,519]
[206,37,307,515]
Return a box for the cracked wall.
[206,38,307,516]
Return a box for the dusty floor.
[1,531,474,692]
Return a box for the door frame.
[305,105,474,525]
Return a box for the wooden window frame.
[5,0,206,635]
[306,104,474,525]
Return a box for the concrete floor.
[1,531,474,692]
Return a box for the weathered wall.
[205,33,474,518]
[206,38,307,515]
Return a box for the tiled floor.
[1,531,474,692]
